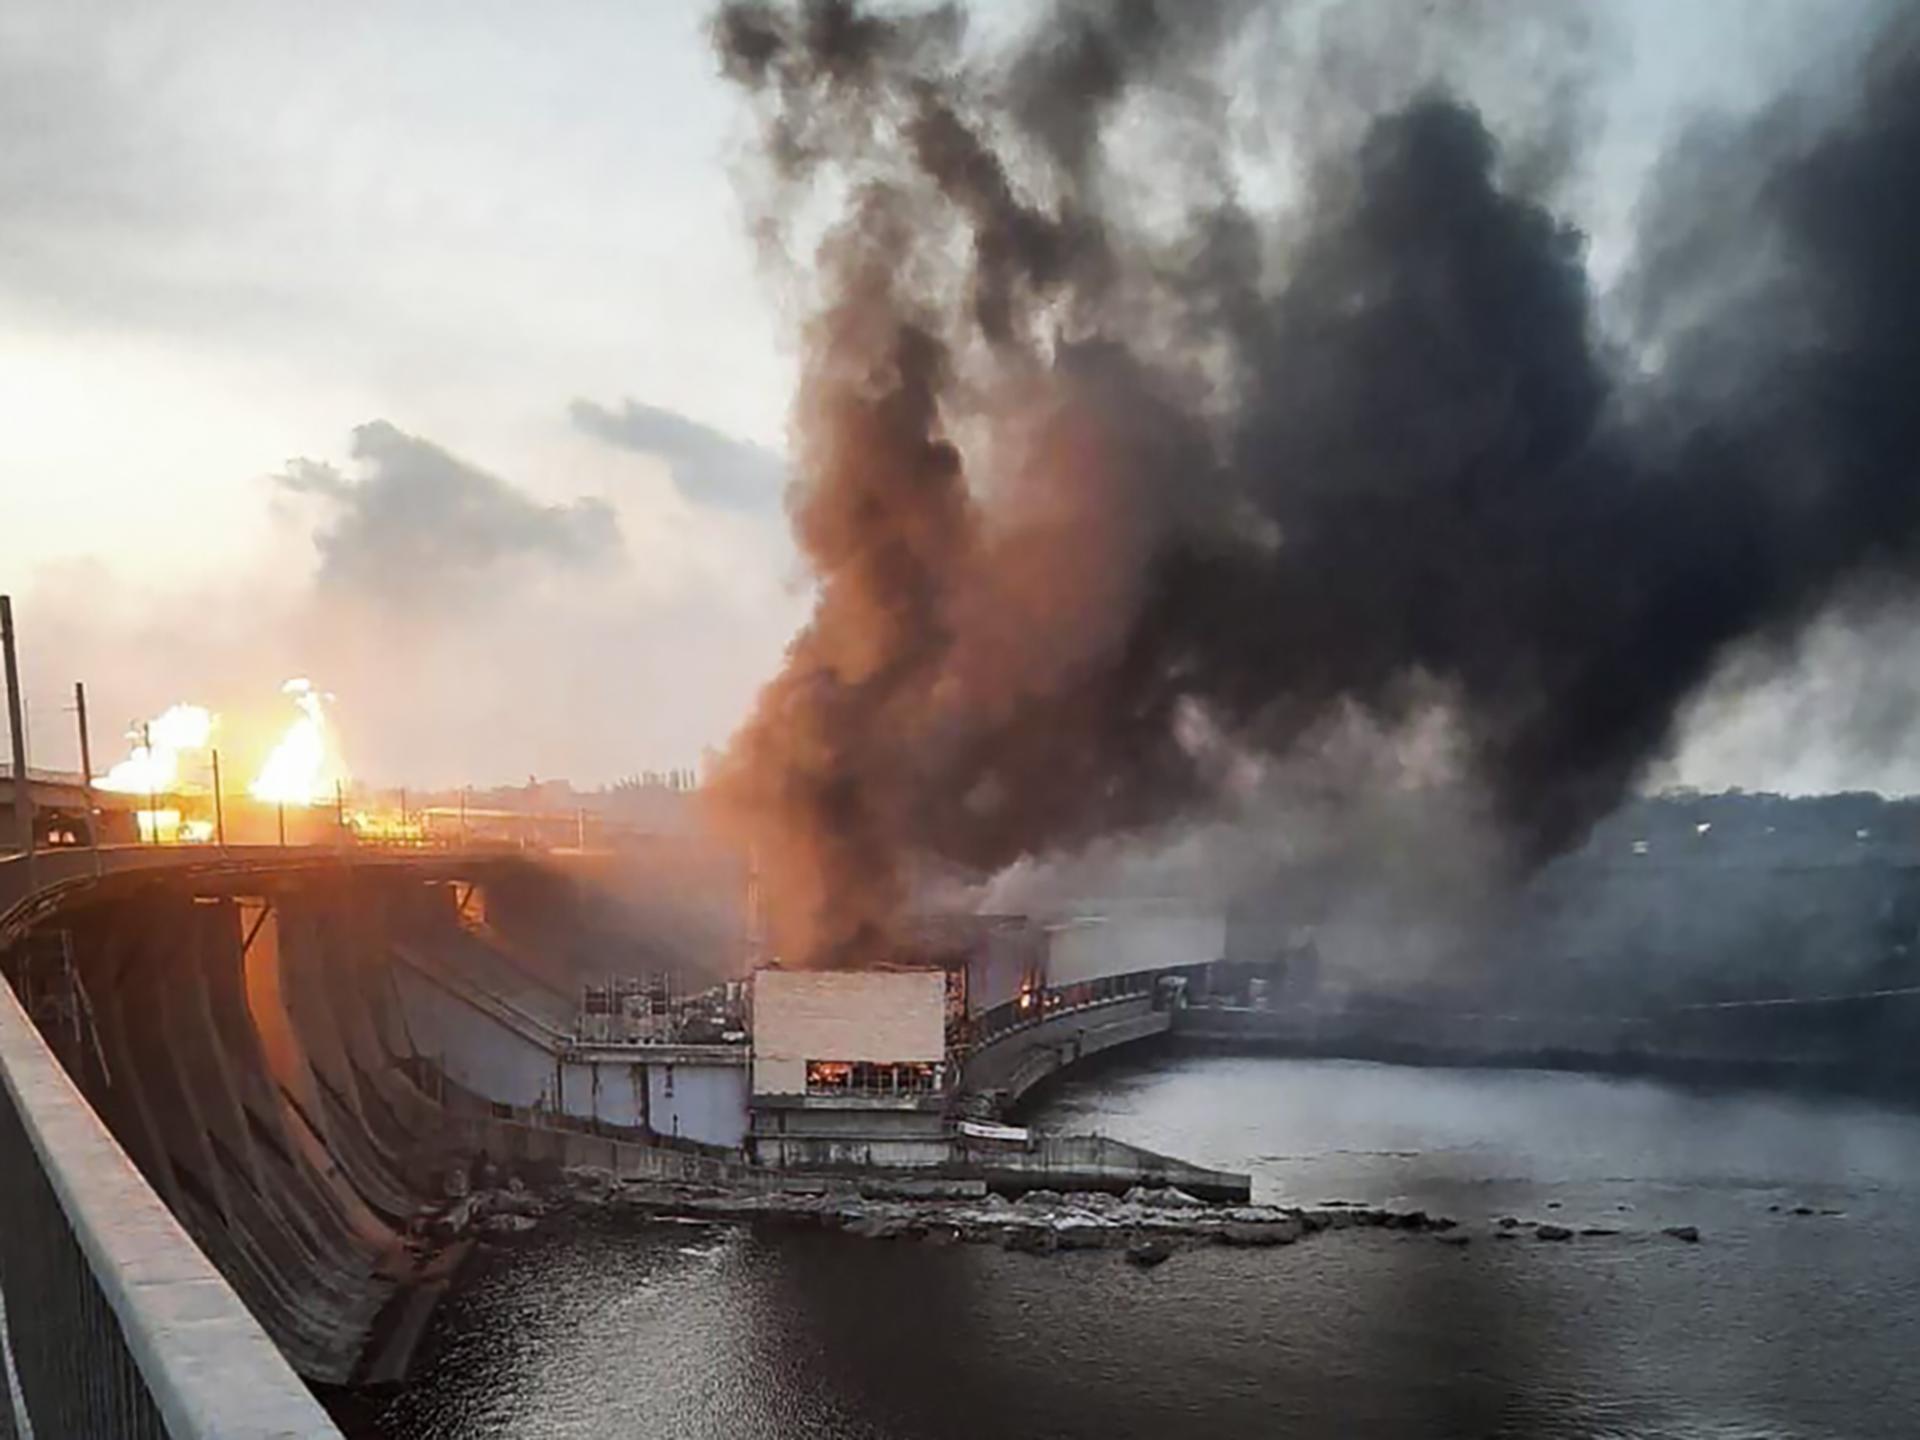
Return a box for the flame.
[96,704,213,794]
[249,678,342,806]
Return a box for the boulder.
[1534,1224,1574,1242]
[1143,1187,1207,1209]
[1004,1225,1058,1254]
[1126,1237,1175,1268]
[1217,1221,1300,1248]
[1054,1220,1114,1251]
[1662,1225,1701,1243]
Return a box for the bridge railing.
[0,974,341,1439]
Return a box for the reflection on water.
[360,1057,1920,1440]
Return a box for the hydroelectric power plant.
[7,570,1920,1440]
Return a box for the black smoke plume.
[707,0,1920,966]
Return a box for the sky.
[0,0,1907,794]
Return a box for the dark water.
[361,1056,1920,1439]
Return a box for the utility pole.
[2,596,33,866]
[74,681,100,871]
[211,748,226,851]
[143,720,157,845]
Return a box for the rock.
[847,1215,916,1240]
[433,1195,477,1237]
[1791,1206,1815,1217]
[491,1187,545,1218]
[442,1168,471,1200]
[1496,1216,1520,1230]
[1436,1232,1472,1247]
[1387,1210,1432,1231]
[1144,1187,1207,1209]
[1545,1201,1562,1210]
[1216,1220,1300,1248]
[1126,1238,1175,1267]
[1223,1206,1290,1224]
[1534,1224,1574,1242]
[1662,1225,1701,1243]
[1578,1227,1620,1237]
[1054,1220,1114,1251]
[480,1213,537,1238]
[1017,1189,1067,1209]
[561,1165,616,1196]
[1004,1225,1058,1254]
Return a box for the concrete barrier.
[962,995,1171,1107]
[0,972,341,1439]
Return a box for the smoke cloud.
[278,419,622,605]
[570,398,786,510]
[706,0,1920,966]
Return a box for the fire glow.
[94,703,213,795]
[249,679,339,807]
[92,677,348,819]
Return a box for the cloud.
[569,397,783,509]
[277,419,620,604]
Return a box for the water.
[357,1056,1920,1439]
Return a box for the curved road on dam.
[350,1052,1920,1440]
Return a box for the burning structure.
[703,0,1920,977]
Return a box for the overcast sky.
[1,0,1904,793]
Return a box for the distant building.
[0,766,141,848]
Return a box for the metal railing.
[0,975,341,1439]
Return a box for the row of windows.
[805,1060,941,1096]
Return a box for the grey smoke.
[707,0,1920,966]
[570,397,784,510]
[278,419,621,604]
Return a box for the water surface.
[362,1056,1920,1439]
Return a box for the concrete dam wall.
[1,857,710,1388]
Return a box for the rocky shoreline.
[405,1166,1724,1265]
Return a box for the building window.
[806,1060,939,1096]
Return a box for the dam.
[0,829,1232,1436]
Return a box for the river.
[353,1054,1920,1439]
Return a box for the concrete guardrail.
[0,971,342,1439]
